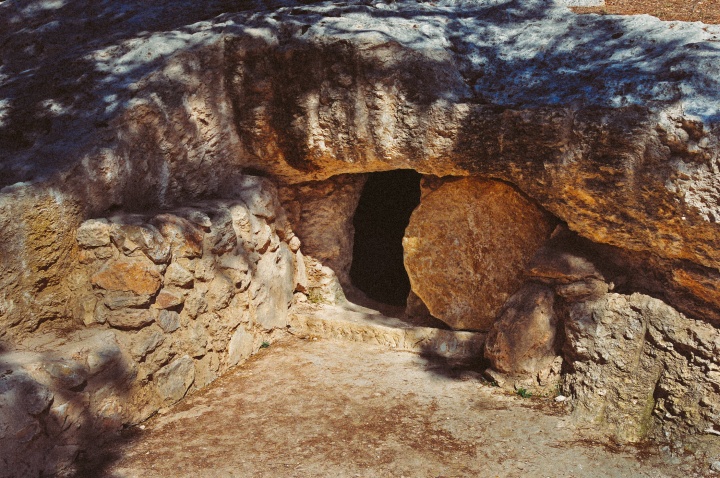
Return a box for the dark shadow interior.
[350,170,422,307]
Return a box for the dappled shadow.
[0,335,138,477]
[2,0,719,187]
[2,0,720,471]
[0,0,256,184]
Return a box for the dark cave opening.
[350,169,422,307]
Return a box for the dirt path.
[89,337,718,478]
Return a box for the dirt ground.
[84,337,720,478]
[572,0,720,24]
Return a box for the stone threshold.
[288,302,486,360]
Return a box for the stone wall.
[0,176,305,477]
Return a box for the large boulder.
[484,283,561,390]
[403,177,555,331]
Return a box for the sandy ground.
[84,337,720,478]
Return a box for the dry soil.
[88,337,720,478]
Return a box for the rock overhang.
[1,0,720,326]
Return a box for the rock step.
[288,304,486,360]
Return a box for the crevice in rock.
[349,169,422,307]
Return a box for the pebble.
[711,461,720,472]
[555,395,567,402]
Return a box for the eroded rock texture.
[0,177,300,477]
[2,0,720,336]
[563,293,720,442]
[403,177,555,331]
[1,0,720,471]
[484,283,562,391]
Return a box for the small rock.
[288,235,301,252]
[1,372,54,415]
[181,210,212,229]
[104,291,152,310]
[85,331,123,375]
[206,207,237,255]
[555,395,567,402]
[77,296,97,326]
[76,219,111,247]
[130,326,165,361]
[105,309,155,330]
[165,262,194,288]
[91,256,163,295]
[184,288,208,318]
[187,322,208,358]
[207,275,234,311]
[157,310,181,333]
[194,257,215,282]
[43,361,86,390]
[555,279,609,302]
[228,327,254,366]
[152,214,204,259]
[711,461,720,472]
[155,355,195,404]
[154,288,185,310]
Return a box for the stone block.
[91,256,163,296]
[152,214,204,259]
[42,360,87,390]
[155,355,195,404]
[104,291,152,310]
[157,310,181,333]
[165,262,194,288]
[227,327,254,366]
[207,275,234,312]
[484,283,561,391]
[154,288,185,310]
[130,325,165,361]
[111,223,171,264]
[76,219,111,248]
[206,207,237,255]
[252,243,294,330]
[104,309,155,330]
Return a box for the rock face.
[563,293,720,442]
[403,177,555,331]
[1,1,720,337]
[1,0,720,472]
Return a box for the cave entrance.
[349,169,422,307]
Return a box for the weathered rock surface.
[1,0,720,336]
[403,177,555,331]
[563,292,720,442]
[484,283,561,390]
[1,0,720,472]
[0,191,301,477]
[92,256,163,296]
[155,355,195,404]
[0,330,132,478]
[279,174,367,289]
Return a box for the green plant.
[260,341,270,349]
[516,388,532,399]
